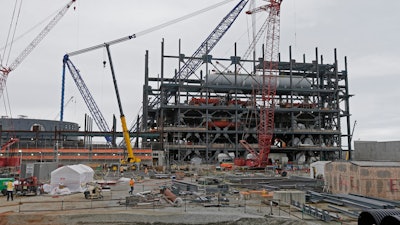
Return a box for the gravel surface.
[0,174,341,225]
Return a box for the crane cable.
[1,0,22,125]
[2,0,23,68]
[67,0,235,56]
[2,85,15,134]
[247,0,257,55]
[1,0,19,65]
[218,9,267,70]
[1,84,18,156]
[0,5,63,53]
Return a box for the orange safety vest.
[129,179,135,187]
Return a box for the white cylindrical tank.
[206,73,311,89]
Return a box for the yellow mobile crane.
[105,44,141,168]
[63,43,141,169]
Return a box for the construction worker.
[120,166,124,176]
[128,178,135,195]
[6,180,14,201]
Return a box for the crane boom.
[62,55,112,143]
[241,17,269,62]
[149,0,249,109]
[174,0,248,81]
[239,0,281,168]
[0,0,76,99]
[1,138,19,151]
[105,44,140,164]
[258,0,281,167]
[246,4,269,14]
[241,3,270,62]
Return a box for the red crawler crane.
[240,0,282,168]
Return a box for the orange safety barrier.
[23,155,55,160]
[137,155,153,160]
[91,155,122,159]
[7,147,154,163]
[91,149,124,153]
[58,155,89,160]
[59,149,90,153]
[133,149,152,153]
[18,148,55,153]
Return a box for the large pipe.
[358,209,400,225]
[162,188,177,202]
[381,215,400,225]
[161,187,183,206]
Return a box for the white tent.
[310,161,331,179]
[50,164,94,193]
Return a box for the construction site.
[0,1,399,225]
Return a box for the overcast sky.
[1,0,399,145]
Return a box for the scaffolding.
[141,40,352,165]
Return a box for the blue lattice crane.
[62,55,113,143]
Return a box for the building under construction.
[0,0,352,169]
[140,41,352,165]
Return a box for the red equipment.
[15,176,40,196]
[240,0,282,168]
[0,138,20,167]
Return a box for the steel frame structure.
[141,40,351,165]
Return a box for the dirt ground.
[0,174,351,225]
[0,210,310,225]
